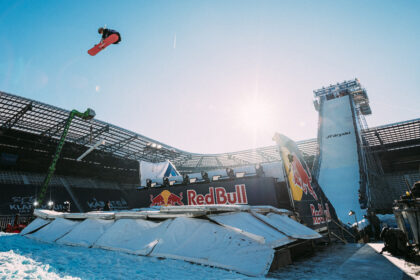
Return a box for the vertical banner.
[273,133,338,230]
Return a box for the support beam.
[195,157,204,168]
[77,139,106,161]
[173,155,193,168]
[258,150,278,162]
[1,102,32,129]
[374,130,384,146]
[229,155,252,165]
[215,157,223,168]
[101,135,137,154]
[75,125,109,145]
[40,118,67,137]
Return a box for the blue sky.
[0,0,419,153]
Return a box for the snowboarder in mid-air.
[88,27,121,56]
[98,27,121,44]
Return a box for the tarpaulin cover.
[94,219,170,255]
[23,206,322,276]
[34,209,65,219]
[150,217,274,276]
[140,160,180,186]
[254,212,321,239]
[20,218,51,236]
[57,218,114,247]
[208,212,295,248]
[27,218,79,243]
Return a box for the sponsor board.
[141,177,285,210]
[275,133,338,229]
[149,185,248,207]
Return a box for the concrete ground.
[269,242,419,279]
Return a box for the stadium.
[1,79,419,218]
[1,77,420,277]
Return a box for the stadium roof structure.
[1,91,419,172]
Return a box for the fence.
[0,214,33,231]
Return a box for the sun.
[235,96,274,132]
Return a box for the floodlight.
[189,178,197,184]
[256,164,264,177]
[163,177,170,186]
[33,201,39,207]
[146,179,157,188]
[82,108,96,120]
[212,175,221,181]
[201,171,209,182]
[183,174,189,184]
[348,210,355,216]
[226,168,235,179]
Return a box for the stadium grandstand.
[0,90,419,219]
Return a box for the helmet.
[98,27,104,34]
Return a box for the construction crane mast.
[37,108,96,206]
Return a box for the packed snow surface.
[1,232,413,279]
[0,232,245,279]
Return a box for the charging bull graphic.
[150,190,184,206]
[290,153,318,201]
[281,147,318,202]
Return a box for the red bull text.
[187,185,248,205]
[310,203,331,225]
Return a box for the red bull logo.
[187,185,248,205]
[290,153,318,201]
[310,203,331,225]
[150,190,184,206]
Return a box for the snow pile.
[20,217,51,235]
[23,207,322,276]
[254,212,322,239]
[351,218,370,230]
[0,249,79,280]
[208,212,295,247]
[57,218,114,247]
[28,218,80,243]
[94,219,170,255]
[150,217,274,276]
[1,233,243,279]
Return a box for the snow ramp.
[314,94,365,224]
[24,206,321,277]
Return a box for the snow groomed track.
[22,206,321,277]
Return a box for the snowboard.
[88,34,119,56]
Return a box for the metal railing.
[0,214,33,231]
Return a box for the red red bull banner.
[137,177,290,210]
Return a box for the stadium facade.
[0,84,419,227]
